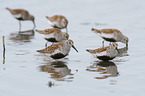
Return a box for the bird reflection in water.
[86,61,119,79]
[9,30,34,42]
[117,46,128,57]
[39,61,73,82]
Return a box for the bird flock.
[6,8,129,61]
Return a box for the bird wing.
[48,15,66,22]
[95,47,108,53]
[36,28,61,35]
[47,15,59,22]
[86,46,109,54]
[37,42,63,53]
[101,29,122,34]
[8,9,29,19]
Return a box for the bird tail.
[86,49,96,54]
[46,16,49,19]
[35,29,44,33]
[91,28,101,34]
[6,7,11,11]
[36,49,44,53]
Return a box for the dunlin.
[36,28,69,42]
[36,28,69,47]
[6,8,36,31]
[91,28,129,47]
[86,42,119,61]
[37,39,78,59]
[46,15,68,32]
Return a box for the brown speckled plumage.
[37,39,78,59]
[92,28,122,34]
[47,15,68,24]
[46,15,68,31]
[6,8,34,21]
[91,28,129,46]
[37,42,63,53]
[86,43,118,54]
[94,47,109,53]
[6,8,35,31]
[86,43,118,61]
[6,8,29,16]
[86,46,109,54]
[36,28,61,35]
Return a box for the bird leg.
[19,21,21,32]
[102,41,104,47]
[66,27,68,33]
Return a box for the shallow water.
[0,0,145,96]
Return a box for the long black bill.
[116,48,120,54]
[72,45,78,52]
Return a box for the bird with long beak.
[37,39,78,59]
[86,42,119,61]
[6,8,36,31]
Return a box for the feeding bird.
[46,15,68,32]
[36,28,69,47]
[86,42,119,61]
[91,28,129,47]
[6,7,36,31]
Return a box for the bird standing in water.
[6,8,36,31]
[37,39,78,59]
[86,43,119,61]
[91,28,129,47]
